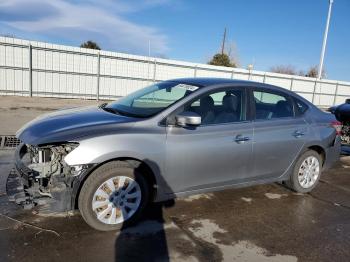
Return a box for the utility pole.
[318,0,334,80]
[221,28,227,55]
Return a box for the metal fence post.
[96,52,100,100]
[263,73,266,83]
[153,59,157,82]
[231,70,234,79]
[194,65,197,77]
[333,82,339,105]
[290,78,294,91]
[312,79,317,104]
[28,44,32,97]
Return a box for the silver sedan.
[12,78,341,231]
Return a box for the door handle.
[235,135,250,144]
[293,130,305,138]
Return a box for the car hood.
[16,106,137,146]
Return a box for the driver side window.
[183,88,246,125]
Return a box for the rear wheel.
[286,150,322,193]
[78,161,149,231]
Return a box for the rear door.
[251,89,308,180]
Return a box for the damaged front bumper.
[7,143,93,213]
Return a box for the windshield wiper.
[98,102,108,109]
[101,107,120,115]
[99,103,121,115]
[99,102,144,118]
[99,104,132,117]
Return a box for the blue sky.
[0,0,349,81]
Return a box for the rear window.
[253,90,294,120]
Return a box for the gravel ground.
[0,96,103,135]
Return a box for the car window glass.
[181,89,245,125]
[210,92,226,105]
[108,82,200,118]
[254,91,294,120]
[294,98,308,114]
[133,87,187,108]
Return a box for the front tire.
[286,150,322,193]
[78,161,149,231]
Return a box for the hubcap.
[298,156,320,189]
[92,176,142,225]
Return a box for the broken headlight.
[28,143,79,178]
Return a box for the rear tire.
[285,150,322,193]
[78,161,149,231]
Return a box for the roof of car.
[170,77,265,88]
[168,77,313,106]
[169,77,294,94]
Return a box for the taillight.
[330,120,342,135]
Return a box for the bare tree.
[270,65,298,75]
[80,41,101,50]
[305,66,325,78]
[270,64,326,78]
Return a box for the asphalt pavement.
[0,96,349,262]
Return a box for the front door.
[164,87,253,194]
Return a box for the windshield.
[106,81,201,118]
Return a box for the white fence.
[0,36,349,106]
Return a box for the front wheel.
[78,161,149,231]
[286,150,322,193]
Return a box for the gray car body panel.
[16,78,341,203]
[16,105,140,146]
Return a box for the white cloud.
[0,0,169,54]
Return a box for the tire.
[285,150,322,193]
[78,161,149,231]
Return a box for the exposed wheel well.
[74,158,158,209]
[124,158,158,201]
[308,145,326,165]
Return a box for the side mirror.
[175,111,201,127]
